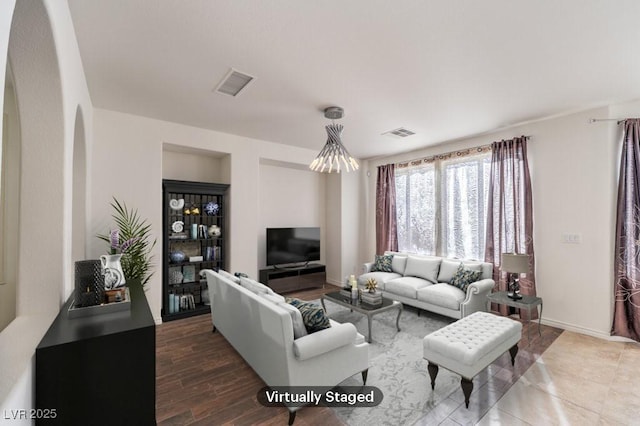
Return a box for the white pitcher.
[100,254,126,289]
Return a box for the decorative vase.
[169,250,186,263]
[207,225,221,237]
[100,254,126,290]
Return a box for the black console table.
[35,285,156,425]
[259,264,326,294]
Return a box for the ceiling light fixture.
[309,106,359,173]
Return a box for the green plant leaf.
[97,197,157,289]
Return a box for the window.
[396,150,491,260]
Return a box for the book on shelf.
[204,246,220,261]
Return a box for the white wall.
[258,161,326,269]
[0,0,93,412]
[89,108,339,322]
[362,106,623,338]
[323,170,364,285]
[162,149,229,183]
[0,79,20,332]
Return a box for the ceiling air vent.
[383,127,416,138]
[215,69,255,97]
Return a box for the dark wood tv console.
[259,264,326,294]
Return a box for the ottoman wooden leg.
[427,362,439,390]
[461,377,473,408]
[509,344,519,366]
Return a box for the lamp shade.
[501,253,530,274]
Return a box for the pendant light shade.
[309,107,360,173]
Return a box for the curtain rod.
[589,118,626,125]
[394,135,531,168]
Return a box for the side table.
[487,291,543,341]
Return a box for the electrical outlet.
[562,233,582,244]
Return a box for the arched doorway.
[7,0,65,315]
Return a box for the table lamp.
[501,253,530,300]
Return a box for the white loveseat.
[358,252,494,319]
[204,269,369,424]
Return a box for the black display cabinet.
[162,179,229,321]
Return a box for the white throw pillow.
[277,301,308,339]
[391,255,408,274]
[404,256,441,283]
[437,259,462,283]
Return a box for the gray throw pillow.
[449,264,482,292]
[287,298,331,334]
[371,254,393,272]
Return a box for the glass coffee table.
[321,291,403,343]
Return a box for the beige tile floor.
[476,331,640,425]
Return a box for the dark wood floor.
[156,284,345,426]
[156,285,562,425]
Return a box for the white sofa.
[204,269,369,424]
[358,252,494,319]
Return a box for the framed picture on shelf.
[182,265,196,283]
[168,267,183,285]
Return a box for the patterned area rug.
[320,300,460,426]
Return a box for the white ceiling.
[68,0,640,159]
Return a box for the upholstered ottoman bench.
[423,311,522,408]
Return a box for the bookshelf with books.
[162,179,229,321]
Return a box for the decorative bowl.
[169,250,186,263]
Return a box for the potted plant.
[97,197,157,290]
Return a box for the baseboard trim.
[326,278,342,287]
[539,317,634,342]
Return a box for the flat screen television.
[266,227,320,267]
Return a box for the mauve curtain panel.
[613,119,640,342]
[376,164,398,255]
[485,136,536,315]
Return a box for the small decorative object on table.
[349,274,359,303]
[105,287,127,303]
[365,278,378,293]
[100,253,126,290]
[74,259,104,307]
